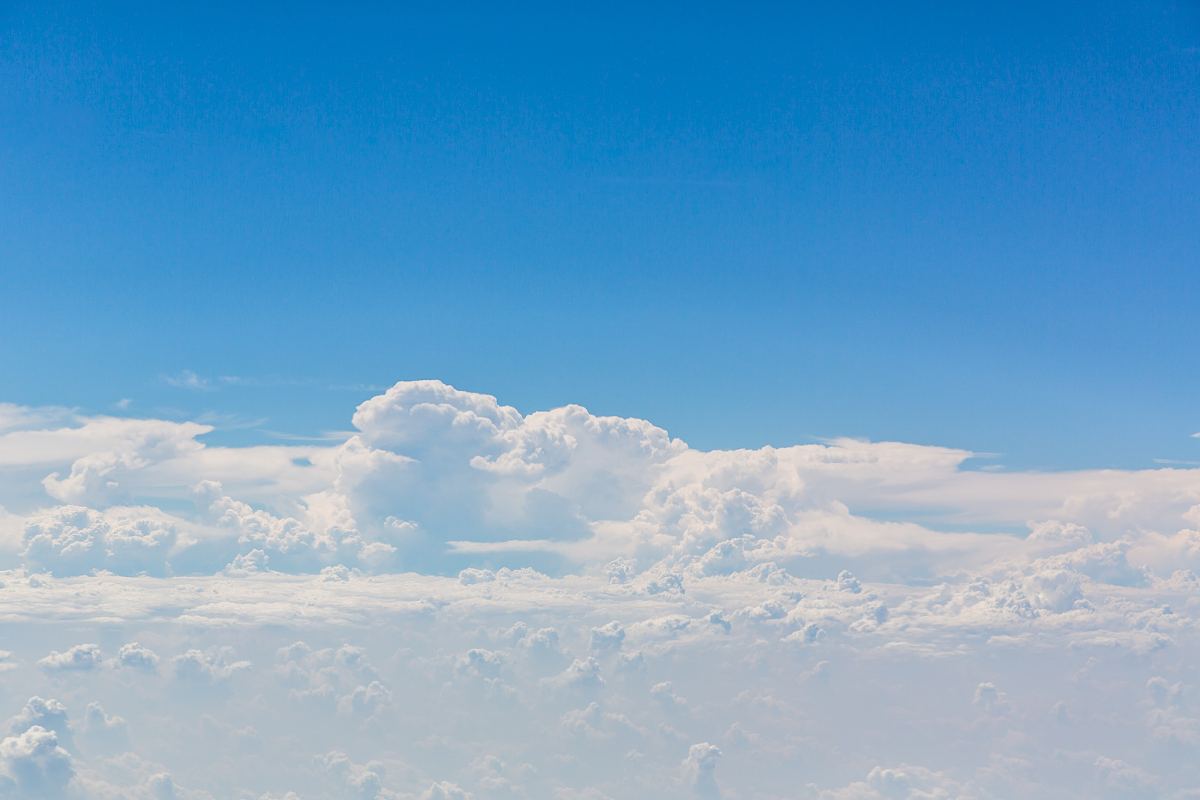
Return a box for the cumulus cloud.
[80,703,130,754]
[0,563,1192,796]
[22,507,177,576]
[588,622,625,655]
[9,698,72,749]
[0,380,1195,586]
[681,743,721,798]
[38,644,103,673]
[821,764,974,799]
[421,782,473,800]
[117,642,160,672]
[338,681,393,719]
[172,648,251,684]
[0,380,1196,797]
[0,725,74,797]
[38,419,211,506]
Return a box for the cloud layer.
[0,380,1197,797]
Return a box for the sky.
[2,3,1200,800]
[2,0,1199,468]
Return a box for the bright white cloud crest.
[0,380,1198,798]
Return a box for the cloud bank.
[0,380,1197,797]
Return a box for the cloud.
[337,681,392,719]
[0,562,1190,796]
[172,648,251,684]
[820,764,974,799]
[421,782,473,800]
[117,642,160,672]
[9,698,72,748]
[39,420,211,506]
[0,404,76,435]
[588,622,625,655]
[38,644,103,673]
[162,371,212,391]
[0,726,74,797]
[681,743,721,798]
[0,380,1197,797]
[0,380,1196,586]
[80,703,130,755]
[22,506,178,576]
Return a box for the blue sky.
[2,0,1198,469]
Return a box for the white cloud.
[0,725,74,797]
[9,697,71,748]
[0,380,1195,797]
[421,781,473,800]
[117,642,161,672]
[0,380,1196,586]
[22,506,178,576]
[38,644,103,673]
[80,703,130,755]
[681,742,721,798]
[172,648,251,684]
[162,370,211,391]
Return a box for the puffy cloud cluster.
[172,648,251,684]
[0,563,1194,797]
[21,506,177,577]
[0,724,74,797]
[38,644,103,674]
[318,383,1200,587]
[38,418,211,507]
[1,380,1198,589]
[330,382,687,571]
[0,380,1196,796]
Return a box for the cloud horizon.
[2,378,1198,583]
[0,380,1197,797]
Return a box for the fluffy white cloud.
[681,743,721,797]
[0,725,74,797]
[172,648,251,684]
[0,564,1191,796]
[38,644,103,673]
[420,781,473,800]
[117,643,160,672]
[22,507,177,577]
[9,697,72,748]
[0,380,1195,797]
[0,380,1196,586]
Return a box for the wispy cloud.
[258,429,354,443]
[327,382,388,393]
[161,372,385,394]
[216,375,312,388]
[162,370,212,391]
[192,411,270,430]
[1154,457,1200,466]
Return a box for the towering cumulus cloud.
[0,381,1197,797]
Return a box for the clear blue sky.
[2,1,1197,469]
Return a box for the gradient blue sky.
[2,0,1197,469]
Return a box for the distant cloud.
[259,429,355,443]
[161,371,385,395]
[116,643,159,672]
[0,379,1196,797]
[38,644,102,673]
[161,370,212,390]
